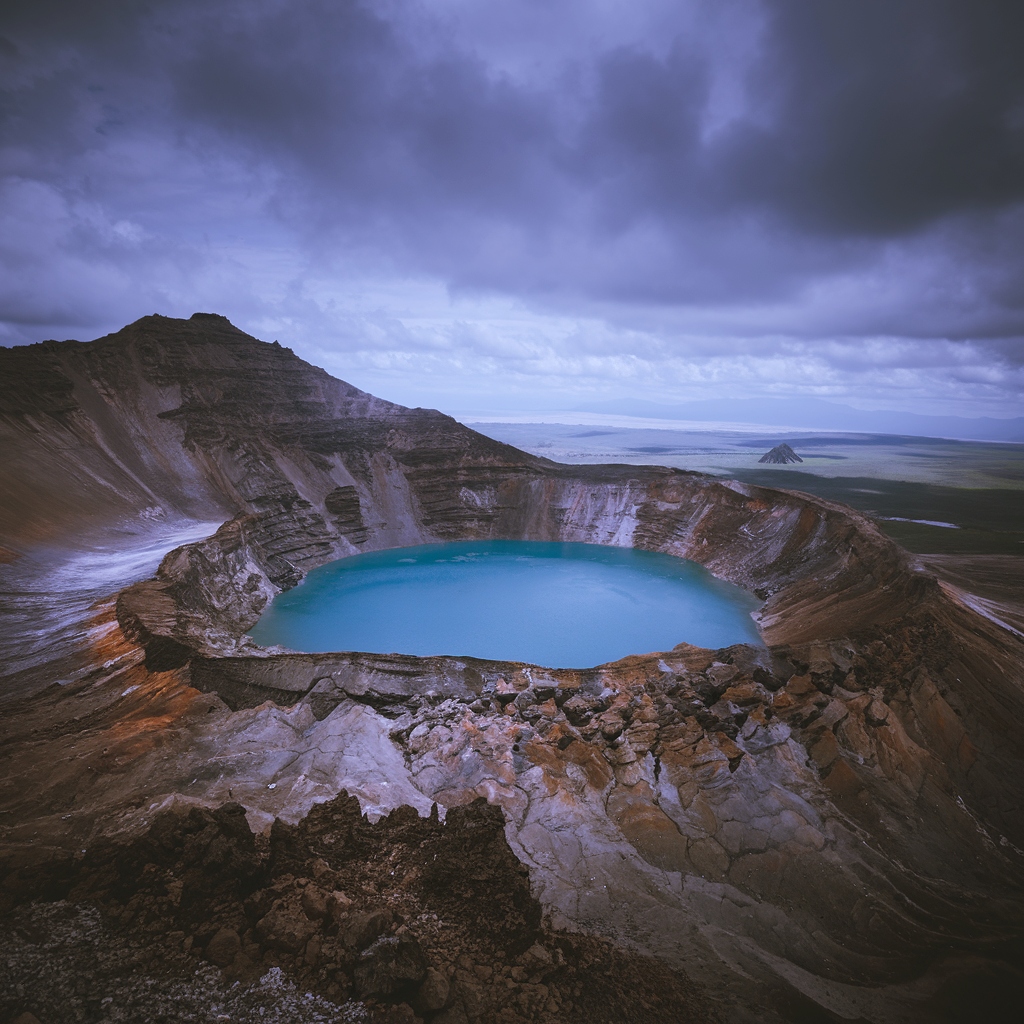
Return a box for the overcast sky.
[2,0,1023,419]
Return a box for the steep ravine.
[2,315,1023,1024]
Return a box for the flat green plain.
[730,471,1024,555]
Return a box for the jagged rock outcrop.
[2,315,1023,1024]
[2,795,708,1024]
[759,443,803,464]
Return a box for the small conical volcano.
[759,443,803,464]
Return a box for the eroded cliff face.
[2,315,1023,1024]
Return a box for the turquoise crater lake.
[248,541,763,667]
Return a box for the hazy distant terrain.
[574,398,1024,442]
[468,421,1024,556]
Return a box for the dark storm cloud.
[5,0,1024,265]
[152,0,1024,308]
[171,2,562,225]
[163,3,1024,226]
[727,1,1024,233]
[1,0,1022,411]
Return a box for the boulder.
[342,908,393,950]
[353,934,428,1001]
[326,890,353,927]
[205,926,241,967]
[256,900,317,953]
[300,884,329,920]
[415,967,451,1012]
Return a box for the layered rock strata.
[2,315,1023,1024]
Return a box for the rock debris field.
[1,796,706,1024]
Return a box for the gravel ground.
[1,900,370,1024]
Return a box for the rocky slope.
[2,315,1023,1024]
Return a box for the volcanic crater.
[2,314,1023,1024]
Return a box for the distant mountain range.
[574,397,1024,442]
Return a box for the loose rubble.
[1,796,709,1024]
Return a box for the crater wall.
[3,315,1023,1024]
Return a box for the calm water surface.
[248,541,762,667]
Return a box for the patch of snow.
[879,517,959,528]
[0,518,224,688]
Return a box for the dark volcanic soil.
[1,796,711,1024]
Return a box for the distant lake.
[248,540,763,667]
